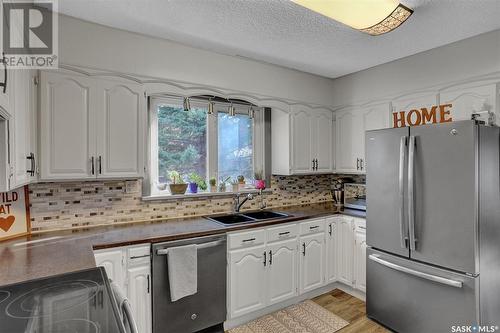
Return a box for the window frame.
[148,96,264,197]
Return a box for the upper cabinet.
[40,71,145,181]
[335,103,390,173]
[272,105,334,175]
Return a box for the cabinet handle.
[312,159,315,170]
[0,53,7,94]
[147,274,150,293]
[269,250,272,265]
[242,238,256,243]
[329,224,332,236]
[309,225,319,230]
[26,153,35,176]
[278,231,290,236]
[356,158,360,170]
[91,156,95,175]
[360,159,364,171]
[98,156,102,174]
[302,243,306,256]
[263,251,267,266]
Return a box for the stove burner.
[0,290,10,304]
[5,279,99,319]
[39,318,100,333]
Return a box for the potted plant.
[218,176,230,192]
[168,171,188,195]
[254,170,266,190]
[209,177,217,192]
[188,173,207,194]
[237,175,246,190]
[230,178,240,192]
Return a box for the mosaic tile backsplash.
[28,174,363,232]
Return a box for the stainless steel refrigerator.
[366,120,500,333]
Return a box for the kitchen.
[0,1,499,333]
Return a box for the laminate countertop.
[0,202,365,286]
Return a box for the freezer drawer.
[367,248,478,333]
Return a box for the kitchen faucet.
[233,193,254,212]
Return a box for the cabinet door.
[337,217,354,286]
[290,106,312,173]
[326,220,338,283]
[359,103,390,171]
[40,71,97,180]
[96,80,145,178]
[354,232,367,292]
[10,70,35,188]
[267,238,298,305]
[313,110,334,172]
[335,109,362,172]
[299,233,325,294]
[229,245,267,318]
[94,249,125,292]
[127,264,152,333]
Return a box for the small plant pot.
[169,183,188,195]
[231,184,239,192]
[254,179,266,190]
[209,184,217,193]
[218,184,226,192]
[188,182,198,194]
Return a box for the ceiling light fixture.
[292,0,413,36]
[183,97,191,111]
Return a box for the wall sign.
[0,186,30,241]
[393,104,453,128]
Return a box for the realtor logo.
[2,0,58,68]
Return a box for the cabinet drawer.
[267,223,298,243]
[353,217,366,232]
[228,229,266,250]
[127,245,151,259]
[300,219,326,235]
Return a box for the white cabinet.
[354,230,367,293]
[337,216,355,286]
[299,232,325,294]
[10,70,37,188]
[229,245,267,317]
[267,238,298,305]
[272,105,334,175]
[326,218,338,283]
[94,245,151,333]
[40,71,145,181]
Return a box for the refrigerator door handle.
[399,136,408,249]
[408,135,417,251]
[368,254,463,288]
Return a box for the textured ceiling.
[56,0,500,78]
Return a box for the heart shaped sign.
[0,216,15,232]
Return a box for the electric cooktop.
[0,267,125,333]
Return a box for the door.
[409,121,477,273]
[367,248,477,333]
[354,231,367,292]
[291,106,312,173]
[299,233,325,294]
[96,80,145,178]
[127,264,152,333]
[229,245,267,317]
[313,110,334,172]
[267,239,298,305]
[366,126,410,257]
[40,71,97,180]
[94,249,125,292]
[337,217,354,285]
[326,219,338,283]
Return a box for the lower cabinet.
[299,233,325,294]
[354,229,367,293]
[267,239,299,305]
[337,216,355,286]
[94,245,152,333]
[326,218,338,283]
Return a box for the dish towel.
[167,244,198,302]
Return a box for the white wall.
[330,29,500,107]
[58,15,336,107]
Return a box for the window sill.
[142,188,272,201]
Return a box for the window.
[149,96,264,196]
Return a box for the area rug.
[228,300,349,333]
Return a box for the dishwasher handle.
[110,281,139,333]
[156,239,225,256]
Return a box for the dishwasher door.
[152,235,227,333]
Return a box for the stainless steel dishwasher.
[152,234,226,333]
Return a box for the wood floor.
[312,289,390,333]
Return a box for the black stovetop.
[0,267,124,333]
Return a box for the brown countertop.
[0,202,364,286]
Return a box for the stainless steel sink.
[205,210,291,225]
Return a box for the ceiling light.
[228,103,235,116]
[292,0,413,36]
[207,99,214,115]
[183,97,191,111]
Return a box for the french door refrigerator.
[366,120,500,333]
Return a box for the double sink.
[205,210,292,225]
